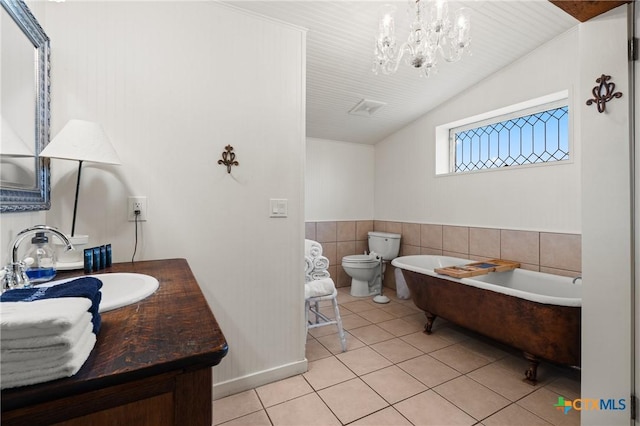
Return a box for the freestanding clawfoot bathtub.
[391,255,581,384]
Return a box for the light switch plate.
[269,199,288,218]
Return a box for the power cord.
[131,209,141,262]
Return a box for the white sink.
[40,273,159,313]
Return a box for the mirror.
[0,0,50,212]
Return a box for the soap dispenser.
[23,232,57,283]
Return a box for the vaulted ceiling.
[549,0,629,22]
[229,1,627,145]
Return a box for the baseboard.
[212,359,308,400]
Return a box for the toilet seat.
[344,232,400,298]
[342,255,380,267]
[342,255,381,297]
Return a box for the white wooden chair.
[305,283,347,352]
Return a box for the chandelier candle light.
[373,0,471,77]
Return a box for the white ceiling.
[228,1,579,145]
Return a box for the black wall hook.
[218,145,239,173]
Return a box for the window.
[434,92,570,175]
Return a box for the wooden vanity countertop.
[0,258,228,412]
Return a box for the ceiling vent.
[348,99,386,117]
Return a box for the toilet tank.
[368,231,401,260]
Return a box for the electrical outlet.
[128,196,148,221]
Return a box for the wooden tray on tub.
[434,259,520,278]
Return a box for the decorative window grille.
[451,104,569,173]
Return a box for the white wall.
[11,1,307,398]
[631,7,640,426]
[375,28,581,233]
[305,137,375,221]
[580,7,632,424]
[0,212,46,262]
[636,6,640,424]
[373,6,635,423]
[0,0,48,259]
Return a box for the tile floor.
[213,288,581,426]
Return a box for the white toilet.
[342,231,401,298]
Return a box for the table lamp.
[39,119,121,266]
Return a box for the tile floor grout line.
[368,345,426,365]
[509,383,568,426]
[313,376,370,426]
[507,399,555,426]
[463,364,539,401]
[215,289,579,426]
[335,296,572,425]
[431,382,509,424]
[341,405,413,426]
[310,331,434,424]
[315,327,504,423]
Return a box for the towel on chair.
[305,239,322,258]
[312,256,329,271]
[311,270,330,281]
[305,277,336,299]
[1,277,103,334]
[305,256,315,283]
[305,256,314,275]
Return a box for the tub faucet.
[2,225,73,292]
[572,275,582,284]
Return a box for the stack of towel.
[304,239,336,298]
[304,239,330,283]
[0,277,102,389]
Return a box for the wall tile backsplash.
[500,229,540,268]
[442,226,469,254]
[306,221,582,289]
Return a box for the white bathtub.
[391,254,582,382]
[392,255,581,307]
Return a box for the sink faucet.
[2,225,73,291]
[572,275,582,284]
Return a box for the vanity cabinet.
[1,259,228,426]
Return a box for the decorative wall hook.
[586,74,622,113]
[218,145,239,173]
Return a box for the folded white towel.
[1,310,92,341]
[1,328,96,389]
[1,315,92,361]
[305,256,315,283]
[1,297,92,335]
[311,270,330,281]
[1,322,94,374]
[305,256,314,275]
[312,256,329,272]
[305,278,336,299]
[305,239,322,258]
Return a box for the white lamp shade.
[40,119,121,165]
[1,116,34,157]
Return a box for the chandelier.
[373,0,471,78]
